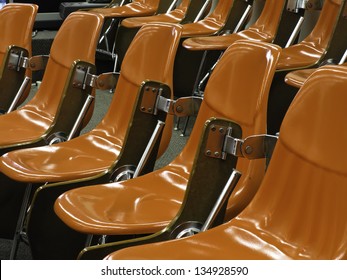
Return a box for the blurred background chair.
[0,3,38,113]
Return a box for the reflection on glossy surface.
[107,66,347,260]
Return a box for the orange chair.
[0,10,105,256]
[53,40,281,260]
[267,0,347,135]
[0,22,182,259]
[107,64,347,260]
[0,3,38,113]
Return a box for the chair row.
[0,1,345,260]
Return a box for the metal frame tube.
[67,95,95,141]
[339,49,347,65]
[285,16,304,48]
[201,169,242,232]
[7,76,31,113]
[233,4,252,33]
[133,120,165,178]
[194,0,212,22]
[10,183,33,260]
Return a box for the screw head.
[245,145,253,154]
[176,105,183,113]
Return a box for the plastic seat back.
[106,64,347,260]
[0,11,104,151]
[245,64,347,259]
[94,22,180,156]
[0,4,38,111]
[0,4,37,63]
[30,12,103,118]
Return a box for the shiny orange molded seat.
[0,3,38,112]
[107,65,347,260]
[183,0,286,50]
[53,40,281,259]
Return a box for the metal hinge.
[205,126,278,161]
[8,50,29,72]
[72,65,118,90]
[141,83,202,117]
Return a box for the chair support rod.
[201,169,242,232]
[194,0,212,22]
[67,94,94,141]
[10,183,32,260]
[133,120,165,178]
[167,0,179,13]
[285,16,304,48]
[339,49,347,65]
[7,76,31,113]
[233,4,252,33]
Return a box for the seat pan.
[121,7,186,28]
[91,2,157,18]
[106,220,291,260]
[0,130,123,183]
[183,28,274,51]
[276,43,325,70]
[181,18,226,38]
[54,163,189,235]
[284,68,315,88]
[0,105,53,147]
